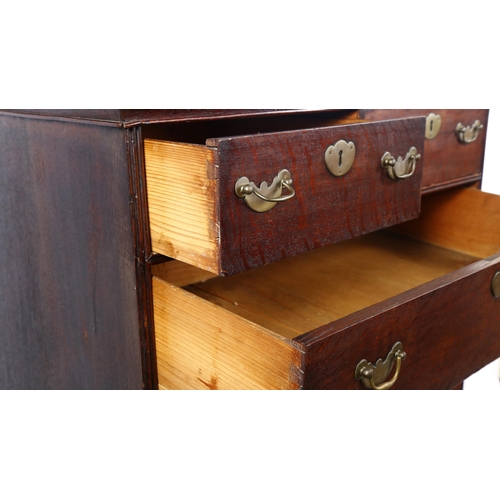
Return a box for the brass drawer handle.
[355,342,406,390]
[492,271,500,298]
[455,120,483,144]
[381,147,421,181]
[235,169,295,213]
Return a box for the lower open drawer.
[152,187,500,389]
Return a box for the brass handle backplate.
[235,169,295,213]
[455,120,483,144]
[355,342,407,390]
[381,147,421,181]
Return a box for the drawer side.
[153,276,304,390]
[145,140,220,273]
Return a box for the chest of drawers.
[0,109,497,389]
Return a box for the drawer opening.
[152,187,500,341]
[154,230,477,341]
[141,110,361,145]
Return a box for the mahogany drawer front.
[145,117,425,276]
[152,187,500,390]
[362,109,489,192]
[301,255,500,389]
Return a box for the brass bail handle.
[355,342,407,390]
[235,169,295,213]
[381,147,421,181]
[455,120,483,144]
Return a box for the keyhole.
[430,120,433,132]
[338,149,343,174]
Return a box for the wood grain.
[0,109,348,128]
[127,127,159,389]
[393,187,500,259]
[153,277,303,390]
[153,260,218,287]
[121,109,347,128]
[146,117,425,275]
[0,114,143,389]
[299,255,500,389]
[145,140,220,273]
[361,109,489,191]
[213,117,425,275]
[154,188,500,389]
[183,232,478,340]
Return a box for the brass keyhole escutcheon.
[425,112,442,140]
[325,140,356,177]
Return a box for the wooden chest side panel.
[213,118,425,275]
[153,277,303,390]
[0,115,143,389]
[299,256,500,390]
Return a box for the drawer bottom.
[181,231,477,340]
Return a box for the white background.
[2,4,500,498]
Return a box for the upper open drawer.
[144,116,425,275]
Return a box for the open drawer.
[144,115,425,275]
[152,187,500,390]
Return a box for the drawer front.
[298,255,500,389]
[362,109,489,191]
[212,118,425,275]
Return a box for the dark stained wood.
[297,254,500,390]
[120,109,341,127]
[211,117,426,275]
[1,109,345,128]
[361,110,489,192]
[141,110,359,145]
[0,114,143,389]
[126,127,158,389]
[0,109,123,124]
